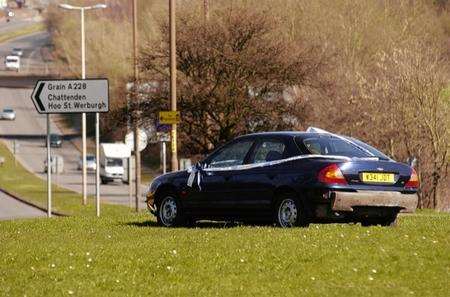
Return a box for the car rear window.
[297,136,372,158]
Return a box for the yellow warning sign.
[159,111,180,124]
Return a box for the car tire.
[101,177,108,185]
[274,194,309,228]
[156,194,185,227]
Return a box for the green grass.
[0,23,46,44]
[1,143,449,296]
[0,142,130,217]
[0,212,449,296]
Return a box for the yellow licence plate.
[361,172,395,184]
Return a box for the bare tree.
[136,8,329,154]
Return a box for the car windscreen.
[50,135,61,141]
[106,158,123,167]
[6,58,18,63]
[297,136,373,158]
[86,156,96,161]
[3,109,13,112]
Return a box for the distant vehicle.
[11,48,23,57]
[47,134,62,148]
[0,108,15,120]
[5,55,20,72]
[44,155,64,174]
[100,143,131,184]
[77,155,96,172]
[146,127,419,228]
[4,9,14,22]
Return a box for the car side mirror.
[196,161,205,170]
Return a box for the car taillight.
[405,168,419,189]
[318,164,347,185]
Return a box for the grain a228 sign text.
[31,79,109,114]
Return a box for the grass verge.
[1,142,449,296]
[0,212,449,296]
[0,142,129,217]
[0,23,46,44]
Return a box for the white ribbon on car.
[186,154,351,191]
[185,128,387,190]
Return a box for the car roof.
[235,131,325,140]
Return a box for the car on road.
[5,55,20,72]
[0,108,16,120]
[146,127,419,228]
[77,155,97,172]
[47,134,62,148]
[11,48,23,57]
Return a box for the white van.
[5,55,20,72]
[100,143,131,184]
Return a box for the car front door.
[192,138,255,218]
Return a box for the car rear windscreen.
[296,136,373,158]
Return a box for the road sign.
[156,122,171,133]
[125,129,148,152]
[31,79,109,114]
[159,111,180,124]
[157,132,170,142]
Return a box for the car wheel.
[157,194,185,227]
[101,178,108,185]
[274,195,309,228]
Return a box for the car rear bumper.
[331,191,418,213]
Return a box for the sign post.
[31,79,109,217]
[125,129,148,211]
[46,114,51,218]
[159,111,180,172]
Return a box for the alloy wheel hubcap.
[160,196,177,226]
[278,199,298,227]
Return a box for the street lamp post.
[59,3,107,216]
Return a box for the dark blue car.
[146,128,419,227]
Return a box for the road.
[0,18,35,34]
[0,32,147,219]
[0,30,50,73]
[0,191,45,220]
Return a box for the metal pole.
[81,7,87,205]
[128,156,133,208]
[46,114,52,218]
[95,113,100,217]
[132,0,141,212]
[162,141,167,174]
[169,0,178,171]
